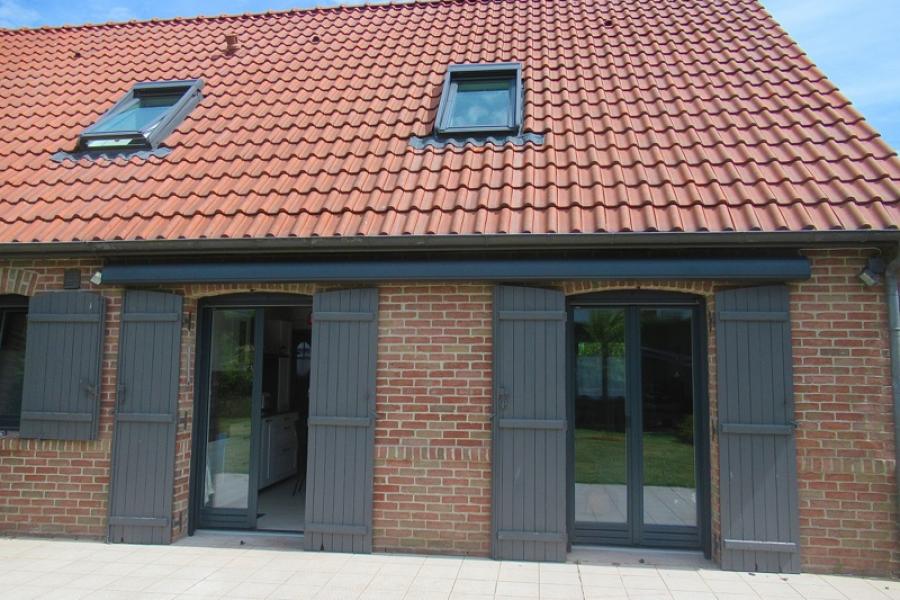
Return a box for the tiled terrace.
[1,534,897,600]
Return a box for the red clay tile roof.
[1,0,899,245]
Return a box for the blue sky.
[1,0,898,150]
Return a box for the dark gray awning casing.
[97,257,811,285]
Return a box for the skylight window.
[79,80,203,151]
[434,63,523,137]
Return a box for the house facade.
[0,0,898,577]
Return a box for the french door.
[192,293,313,531]
[568,294,709,551]
[196,307,263,529]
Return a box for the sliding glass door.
[197,307,262,529]
[570,296,707,549]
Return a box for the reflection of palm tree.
[583,311,625,400]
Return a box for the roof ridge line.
[0,0,454,34]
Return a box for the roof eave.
[1,230,899,258]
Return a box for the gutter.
[886,244,900,515]
[0,230,898,258]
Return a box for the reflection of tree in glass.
[579,310,625,401]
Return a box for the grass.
[575,428,695,488]
[215,416,251,474]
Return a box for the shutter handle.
[117,383,126,406]
[81,379,98,400]
[497,386,509,412]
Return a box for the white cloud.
[0,0,41,28]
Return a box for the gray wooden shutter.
[305,288,377,553]
[20,291,105,440]
[716,284,801,573]
[492,285,567,561]
[108,290,182,544]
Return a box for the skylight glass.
[446,80,515,129]
[78,80,203,152]
[435,63,523,137]
[89,94,182,134]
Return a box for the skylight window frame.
[434,63,523,138]
[78,79,203,151]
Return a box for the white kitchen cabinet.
[258,412,298,489]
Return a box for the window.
[434,63,522,137]
[79,79,203,151]
[0,295,28,431]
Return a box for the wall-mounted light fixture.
[858,256,886,287]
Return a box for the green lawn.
[575,429,695,488]
[216,416,251,474]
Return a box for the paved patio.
[1,534,897,600]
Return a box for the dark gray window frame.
[565,290,712,557]
[0,294,28,431]
[78,79,203,151]
[189,292,313,534]
[434,63,523,137]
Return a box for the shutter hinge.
[184,311,194,332]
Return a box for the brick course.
[373,284,493,555]
[790,250,898,576]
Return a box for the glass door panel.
[639,309,697,527]
[573,308,628,525]
[203,309,256,513]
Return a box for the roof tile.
[0,0,898,244]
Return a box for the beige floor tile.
[269,582,322,599]
[746,581,803,598]
[68,574,122,590]
[403,591,452,600]
[183,578,240,596]
[228,581,281,598]
[457,561,500,581]
[408,576,456,593]
[540,569,581,585]
[451,578,495,594]
[448,594,494,600]
[417,565,462,579]
[704,578,757,595]
[788,585,848,600]
[671,591,716,600]
[495,580,539,597]
[367,573,417,590]
[540,582,585,599]
[498,561,540,583]
[621,574,668,591]
[8,585,58,600]
[582,585,629,599]
[103,575,160,592]
[360,590,407,600]
[143,578,199,594]
[662,574,712,592]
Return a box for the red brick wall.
[373,284,493,555]
[1,255,896,576]
[790,250,898,576]
[0,260,115,539]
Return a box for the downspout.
[885,245,900,513]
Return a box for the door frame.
[188,293,312,534]
[566,290,711,557]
